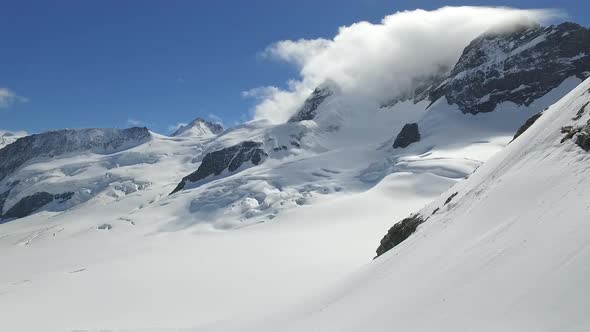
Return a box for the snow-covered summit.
[171,117,224,137]
[430,22,590,113]
[0,130,25,149]
[288,82,337,122]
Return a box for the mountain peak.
[430,21,590,114]
[0,130,26,149]
[171,117,224,137]
[288,82,337,123]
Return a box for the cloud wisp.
[0,88,28,109]
[245,6,561,123]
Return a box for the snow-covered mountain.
[171,117,224,137]
[229,63,590,332]
[0,21,589,331]
[0,130,26,149]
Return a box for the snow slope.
[212,77,590,332]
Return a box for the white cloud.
[261,38,331,67]
[249,6,561,123]
[0,129,27,137]
[0,88,27,109]
[242,86,281,100]
[207,113,224,126]
[127,118,144,126]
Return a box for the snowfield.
[0,74,584,331]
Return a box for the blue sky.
[1,0,588,134]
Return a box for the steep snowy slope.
[206,71,590,332]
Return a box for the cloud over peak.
[247,6,561,123]
[0,88,28,109]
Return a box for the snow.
[171,118,224,137]
[0,129,26,149]
[0,74,587,331]
[221,76,590,332]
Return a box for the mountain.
[288,83,335,122]
[0,22,589,331]
[171,117,224,137]
[0,130,25,149]
[430,22,590,114]
[233,69,590,332]
[0,127,151,221]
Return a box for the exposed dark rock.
[288,85,333,122]
[375,215,425,258]
[0,127,150,182]
[0,190,9,215]
[430,22,590,114]
[573,102,589,121]
[55,192,75,202]
[97,223,113,230]
[380,71,449,108]
[575,131,590,151]
[560,122,590,151]
[444,192,459,205]
[1,191,75,220]
[171,141,267,194]
[393,123,420,149]
[513,112,543,140]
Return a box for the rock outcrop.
[0,191,74,221]
[393,123,420,149]
[513,112,544,140]
[289,85,333,122]
[561,123,590,151]
[430,22,590,114]
[375,214,425,258]
[0,127,150,182]
[171,141,268,194]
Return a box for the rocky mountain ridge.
[172,117,224,137]
[0,127,150,182]
[430,22,590,114]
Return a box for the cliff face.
[430,22,590,114]
[171,141,268,194]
